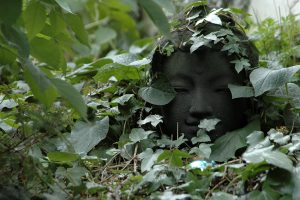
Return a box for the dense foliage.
[1,0,300,199]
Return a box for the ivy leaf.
[69,117,109,155]
[230,58,251,73]
[190,36,210,53]
[138,148,163,172]
[137,114,163,127]
[189,143,212,159]
[191,130,211,144]
[228,84,255,99]
[66,166,88,186]
[23,0,47,39]
[138,77,176,105]
[196,10,222,26]
[0,0,22,25]
[47,152,79,163]
[243,146,293,172]
[210,120,260,162]
[129,128,154,143]
[198,118,220,132]
[50,78,87,120]
[111,94,134,105]
[293,166,300,199]
[157,149,191,167]
[250,66,300,96]
[246,131,265,148]
[138,0,171,39]
[23,60,58,108]
[211,192,238,200]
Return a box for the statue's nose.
[188,92,213,118]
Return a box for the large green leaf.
[228,84,254,99]
[210,120,260,162]
[93,63,140,82]
[138,77,176,105]
[50,78,87,120]
[243,146,293,172]
[69,117,109,155]
[0,46,16,65]
[54,0,73,13]
[1,25,29,59]
[293,166,300,199]
[95,27,117,44]
[250,66,300,96]
[23,60,58,108]
[138,0,171,38]
[23,0,47,39]
[30,37,65,69]
[152,0,176,14]
[0,0,22,25]
[65,13,89,46]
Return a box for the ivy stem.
[225,175,242,192]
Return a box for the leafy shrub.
[0,0,300,199]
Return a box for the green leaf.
[65,13,89,46]
[1,24,30,59]
[228,84,255,99]
[48,151,79,162]
[30,37,65,69]
[190,36,210,53]
[138,148,163,172]
[23,60,58,107]
[158,149,191,167]
[0,47,16,65]
[243,146,293,172]
[50,78,87,120]
[138,0,171,38]
[111,94,134,105]
[54,0,73,13]
[191,130,211,144]
[69,117,109,155]
[230,58,251,73]
[210,120,260,162]
[138,77,176,105]
[293,166,300,199]
[66,166,87,186]
[137,114,163,127]
[190,143,212,159]
[211,192,238,200]
[49,11,66,36]
[107,53,140,66]
[94,63,140,83]
[152,0,176,14]
[246,190,280,200]
[196,9,223,26]
[250,66,300,96]
[246,131,265,147]
[0,0,22,25]
[95,27,117,44]
[23,0,47,39]
[129,128,153,143]
[198,118,220,132]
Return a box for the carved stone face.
[160,48,248,141]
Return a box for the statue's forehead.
[162,50,237,82]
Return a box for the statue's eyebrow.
[169,74,193,85]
